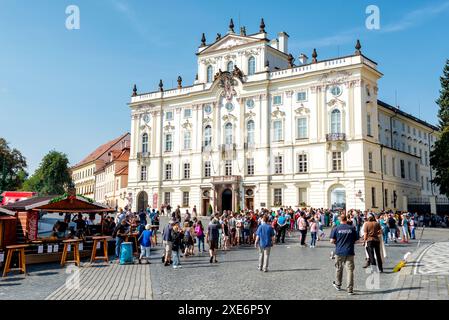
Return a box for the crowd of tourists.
[108,204,441,295]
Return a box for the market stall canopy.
[2,196,55,212]
[0,206,16,220]
[32,194,115,213]
[2,194,115,213]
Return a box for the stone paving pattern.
[1,217,448,300]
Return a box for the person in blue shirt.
[255,215,276,272]
[330,214,359,295]
[276,213,288,244]
[138,224,153,264]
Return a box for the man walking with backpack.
[330,214,359,295]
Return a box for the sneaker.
[263,269,268,273]
[347,290,354,295]
[332,281,342,291]
[173,265,178,269]
[258,267,262,271]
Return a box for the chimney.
[278,32,289,54]
[298,53,308,65]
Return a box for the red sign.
[27,212,39,241]
[153,193,158,209]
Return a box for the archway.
[137,191,148,213]
[329,185,346,210]
[222,189,232,211]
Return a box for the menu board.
[27,212,39,241]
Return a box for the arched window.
[142,133,148,153]
[227,61,234,72]
[225,123,233,145]
[248,56,256,75]
[331,109,341,134]
[204,125,212,147]
[207,65,213,83]
[247,120,255,145]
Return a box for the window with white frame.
[273,120,283,141]
[183,163,191,179]
[182,191,189,207]
[330,109,342,134]
[165,134,173,152]
[227,61,234,72]
[297,154,308,173]
[298,188,307,204]
[142,133,148,153]
[204,161,211,178]
[247,158,254,175]
[296,117,308,139]
[247,120,255,145]
[225,123,233,145]
[183,131,191,150]
[274,156,283,174]
[184,109,192,118]
[274,188,282,206]
[371,187,376,208]
[164,192,171,206]
[207,65,213,83]
[165,163,172,180]
[297,91,307,102]
[248,56,256,75]
[204,125,212,147]
[225,160,232,176]
[165,111,173,121]
[332,152,342,171]
[368,152,374,172]
[273,95,282,105]
[140,165,147,181]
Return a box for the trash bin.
[119,242,133,265]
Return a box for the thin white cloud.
[291,1,449,50]
[382,1,449,33]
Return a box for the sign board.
[53,244,59,252]
[38,245,44,254]
[153,193,158,209]
[47,245,53,253]
[27,212,39,241]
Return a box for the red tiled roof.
[116,166,128,176]
[72,133,130,168]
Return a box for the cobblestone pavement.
[1,217,448,300]
[46,262,152,300]
[388,242,449,300]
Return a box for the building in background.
[94,146,130,210]
[127,19,442,215]
[71,133,130,200]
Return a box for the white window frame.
[296,117,308,139]
[183,162,191,179]
[297,154,308,173]
[274,156,283,174]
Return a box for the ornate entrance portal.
[212,176,241,213]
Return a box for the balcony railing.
[326,133,346,141]
[137,152,150,160]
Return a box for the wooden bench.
[2,244,29,277]
[60,239,83,267]
[90,236,111,263]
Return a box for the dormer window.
[207,65,213,83]
[248,56,256,75]
[227,61,234,72]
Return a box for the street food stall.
[0,207,17,267]
[1,192,116,265]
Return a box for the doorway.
[222,189,232,211]
[202,199,210,216]
[137,191,148,212]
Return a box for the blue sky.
[1,0,449,175]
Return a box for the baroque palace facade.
[127,19,440,215]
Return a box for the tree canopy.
[431,59,449,197]
[22,150,72,195]
[0,138,28,191]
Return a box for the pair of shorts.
[209,239,218,250]
[163,240,172,257]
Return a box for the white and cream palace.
[127,19,441,215]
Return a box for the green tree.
[0,138,28,191]
[431,59,449,197]
[23,150,72,195]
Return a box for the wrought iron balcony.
[326,133,346,141]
